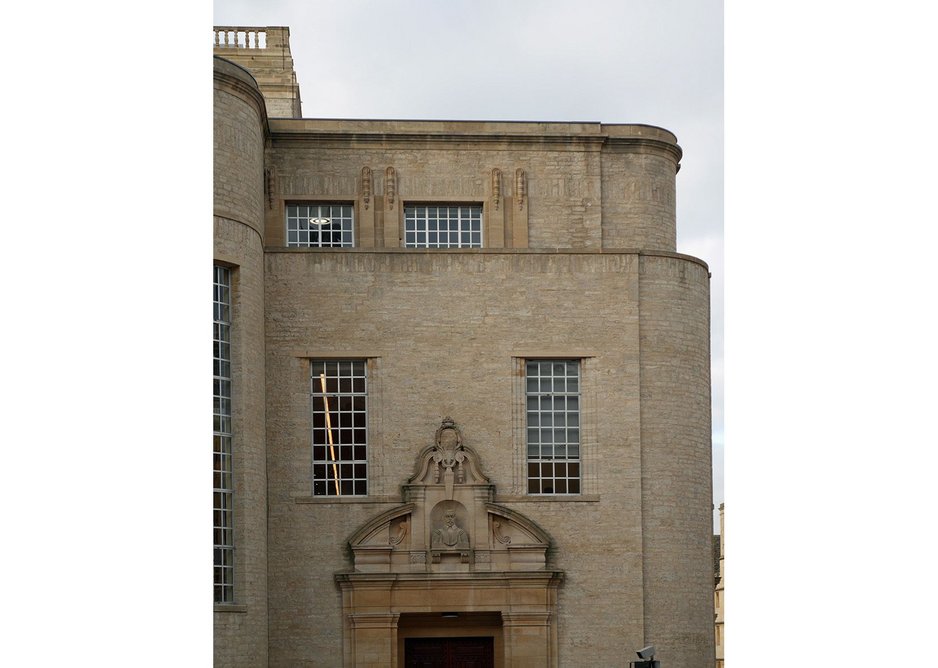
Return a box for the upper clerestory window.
[287,203,354,247]
[404,204,482,248]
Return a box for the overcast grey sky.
[214,0,724,524]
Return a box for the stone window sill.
[214,604,248,613]
[294,494,401,504]
[496,494,601,503]
[293,494,601,504]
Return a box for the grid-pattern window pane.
[213,266,234,603]
[404,205,482,248]
[311,360,368,496]
[286,203,354,247]
[526,360,581,495]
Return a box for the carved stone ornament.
[385,166,396,208]
[361,166,372,210]
[389,517,407,545]
[492,168,502,210]
[432,417,466,498]
[342,418,552,576]
[515,168,526,210]
[493,520,512,545]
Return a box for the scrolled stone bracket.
[389,518,407,545]
[493,520,512,545]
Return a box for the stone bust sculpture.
[431,509,469,549]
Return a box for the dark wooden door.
[404,636,494,668]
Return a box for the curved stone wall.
[638,253,714,667]
[214,57,267,240]
[601,126,681,251]
[213,56,268,668]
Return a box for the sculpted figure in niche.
[432,509,469,549]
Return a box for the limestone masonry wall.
[214,58,269,668]
[214,59,267,240]
[264,121,679,253]
[262,249,707,666]
[214,28,302,118]
[639,255,714,668]
[601,149,677,250]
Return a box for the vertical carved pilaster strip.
[515,168,526,210]
[361,166,372,210]
[492,168,501,211]
[487,168,505,248]
[359,166,376,247]
[383,166,400,247]
[511,168,529,248]
[385,166,396,208]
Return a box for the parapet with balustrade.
[213,26,301,118]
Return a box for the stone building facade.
[214,26,714,668]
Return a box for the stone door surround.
[335,418,564,667]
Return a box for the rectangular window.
[311,360,368,496]
[404,204,482,248]
[526,360,580,495]
[287,203,354,247]
[213,266,234,602]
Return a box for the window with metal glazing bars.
[213,265,234,602]
[526,360,581,494]
[404,205,482,248]
[286,203,354,247]
[312,360,368,496]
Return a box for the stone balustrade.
[214,27,267,49]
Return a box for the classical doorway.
[404,637,494,668]
[337,419,563,667]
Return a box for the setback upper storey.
[214,26,684,253]
[263,119,683,252]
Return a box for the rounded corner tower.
[600,123,683,252]
[213,54,269,667]
[637,248,713,667]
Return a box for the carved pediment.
[346,418,551,574]
[347,504,414,547]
